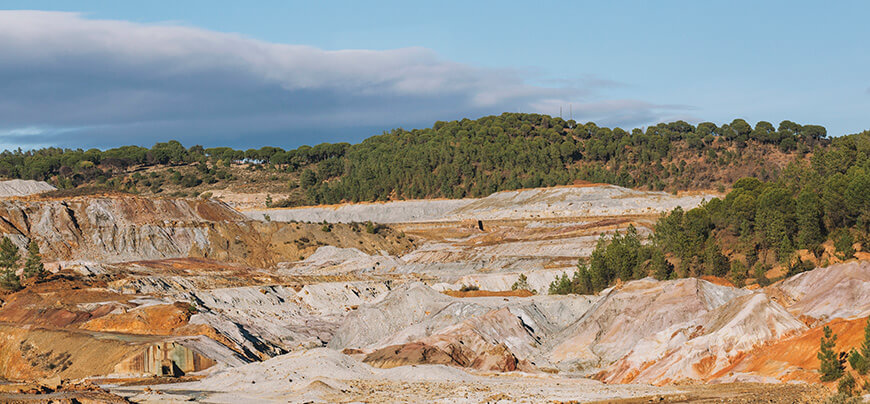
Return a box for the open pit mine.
[0,180,864,403]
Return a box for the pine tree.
[848,349,867,375]
[0,236,21,291]
[547,273,571,295]
[819,325,845,382]
[836,372,856,397]
[650,249,674,281]
[850,317,870,375]
[0,236,19,269]
[729,260,747,287]
[22,240,45,281]
[795,189,824,249]
[862,317,870,363]
[571,267,594,295]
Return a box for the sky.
[0,1,868,150]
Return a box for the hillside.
[0,178,865,402]
[0,114,831,207]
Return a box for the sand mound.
[162,348,474,402]
[767,261,870,321]
[248,184,714,223]
[328,282,455,350]
[443,185,713,221]
[546,277,748,371]
[602,293,807,384]
[0,179,55,197]
[364,307,539,371]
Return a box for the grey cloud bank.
[0,11,687,149]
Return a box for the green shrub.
[833,229,855,260]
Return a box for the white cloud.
[0,11,689,149]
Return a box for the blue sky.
[0,1,868,150]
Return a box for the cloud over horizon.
[0,11,689,150]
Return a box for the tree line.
[548,129,868,295]
[0,113,829,205]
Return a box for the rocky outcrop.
[329,282,598,353]
[187,281,393,358]
[0,195,243,262]
[0,195,412,268]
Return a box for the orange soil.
[714,317,869,383]
[443,289,534,298]
[0,284,132,329]
[699,275,735,288]
[80,302,193,336]
[120,257,257,273]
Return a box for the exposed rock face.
[0,195,242,262]
[281,246,404,276]
[766,261,870,322]
[112,338,244,377]
[545,277,748,371]
[329,283,598,372]
[601,293,807,385]
[0,195,412,267]
[187,282,393,358]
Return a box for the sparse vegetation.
[459,284,479,292]
[511,273,535,294]
[365,221,377,234]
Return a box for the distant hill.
[0,113,837,206]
